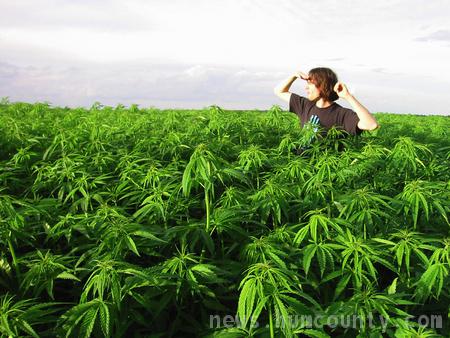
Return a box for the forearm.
[345,94,378,130]
[274,75,297,94]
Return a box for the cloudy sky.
[1,0,450,115]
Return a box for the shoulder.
[332,103,358,118]
[331,102,351,113]
[289,93,306,106]
[332,104,362,135]
[289,93,308,115]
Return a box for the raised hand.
[334,81,351,100]
[295,70,309,81]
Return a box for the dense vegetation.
[0,99,449,337]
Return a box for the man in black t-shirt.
[273,67,378,136]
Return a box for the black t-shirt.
[289,93,362,135]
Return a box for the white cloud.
[1,60,448,114]
[415,29,450,42]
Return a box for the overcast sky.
[1,0,450,114]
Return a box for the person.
[273,67,378,136]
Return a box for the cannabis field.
[0,100,449,337]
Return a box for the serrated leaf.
[125,235,140,256]
[303,245,317,275]
[81,307,98,338]
[333,273,351,301]
[133,230,167,243]
[99,302,110,338]
[388,277,398,295]
[238,278,256,328]
[56,271,80,281]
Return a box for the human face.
[305,79,321,101]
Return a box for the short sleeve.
[342,109,363,135]
[289,93,307,120]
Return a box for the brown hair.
[308,67,339,102]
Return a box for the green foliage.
[397,180,449,229]
[0,103,449,337]
[0,294,61,337]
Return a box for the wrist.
[344,93,354,101]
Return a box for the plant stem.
[8,239,20,277]
[205,189,210,232]
[268,303,274,338]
